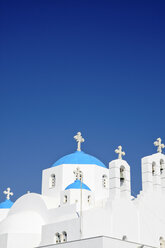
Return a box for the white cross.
[154,138,165,153]
[115,145,125,159]
[73,167,83,181]
[3,187,13,200]
[74,132,85,151]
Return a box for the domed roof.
[0,199,13,209]
[65,180,91,191]
[52,151,106,168]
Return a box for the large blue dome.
[52,151,107,168]
[0,199,13,209]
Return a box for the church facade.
[0,133,165,248]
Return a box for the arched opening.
[160,159,165,175]
[152,162,156,176]
[61,232,67,242]
[49,174,56,188]
[122,235,127,241]
[160,236,165,248]
[63,195,67,204]
[120,166,125,186]
[102,175,108,188]
[55,233,61,243]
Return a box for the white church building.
[0,133,165,248]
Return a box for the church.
[0,132,165,248]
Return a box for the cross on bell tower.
[74,132,85,151]
[115,145,125,159]
[73,167,83,181]
[154,138,165,153]
[3,187,13,200]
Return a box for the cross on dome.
[3,187,13,200]
[74,132,85,151]
[115,145,125,159]
[73,167,83,181]
[154,138,165,153]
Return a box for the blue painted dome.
[65,180,91,191]
[0,199,13,209]
[52,151,106,168]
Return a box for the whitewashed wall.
[36,236,157,248]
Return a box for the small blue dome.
[65,180,91,191]
[0,199,13,209]
[52,151,106,168]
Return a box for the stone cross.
[154,138,165,153]
[115,145,125,159]
[74,132,85,151]
[73,167,83,181]
[3,187,13,200]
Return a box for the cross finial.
[74,132,85,151]
[3,187,13,200]
[115,145,125,159]
[73,167,83,181]
[154,138,165,153]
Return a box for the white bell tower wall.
[160,157,165,193]
[42,166,63,204]
[109,159,131,200]
[141,153,165,193]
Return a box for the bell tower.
[141,138,165,193]
[109,145,131,200]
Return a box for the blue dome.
[0,199,13,209]
[52,151,106,168]
[65,180,91,191]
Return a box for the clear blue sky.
[0,0,165,201]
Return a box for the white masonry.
[0,134,165,248]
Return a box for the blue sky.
[0,0,165,201]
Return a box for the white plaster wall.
[0,193,47,248]
[109,159,131,200]
[81,198,138,243]
[36,236,157,248]
[61,189,94,211]
[7,233,41,248]
[0,233,41,248]
[46,204,77,225]
[2,152,165,248]
[40,204,79,246]
[39,218,80,246]
[139,153,165,247]
[0,211,44,234]
[42,164,109,204]
[136,192,165,247]
[93,166,109,200]
[42,166,63,203]
[0,233,7,247]
[81,207,111,238]
[0,209,9,222]
[8,192,59,220]
[110,198,138,242]
[142,153,165,193]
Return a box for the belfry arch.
[120,165,125,187]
